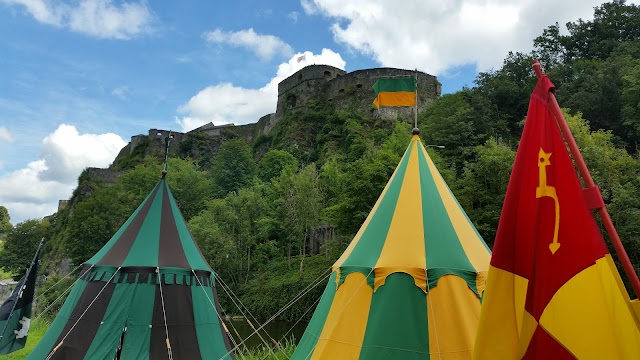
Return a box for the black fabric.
[0,254,38,321]
[158,185,190,268]
[48,281,116,360]
[96,183,161,267]
[150,284,202,360]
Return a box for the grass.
[2,318,49,359]
[236,339,296,360]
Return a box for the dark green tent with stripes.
[28,177,234,360]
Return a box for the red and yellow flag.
[474,75,640,359]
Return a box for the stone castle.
[65,66,441,255]
[118,65,441,159]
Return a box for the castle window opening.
[339,89,344,93]
[356,84,363,88]
[324,71,331,78]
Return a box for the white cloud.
[1,0,65,25]
[2,0,153,39]
[111,86,128,99]
[303,0,612,74]
[0,127,13,142]
[0,124,126,223]
[203,28,294,61]
[176,49,346,132]
[288,11,299,23]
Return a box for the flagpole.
[0,238,44,342]
[414,68,418,129]
[532,60,640,298]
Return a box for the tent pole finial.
[162,131,174,179]
[412,127,420,135]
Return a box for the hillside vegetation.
[1,0,639,322]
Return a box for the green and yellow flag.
[372,77,416,109]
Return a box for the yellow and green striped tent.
[292,130,491,359]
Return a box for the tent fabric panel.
[290,272,338,359]
[374,139,426,272]
[119,282,156,360]
[158,184,190,268]
[192,285,234,359]
[333,141,412,270]
[359,273,429,360]
[83,282,137,360]
[425,275,481,359]
[310,272,372,360]
[92,182,161,266]
[168,191,211,271]
[416,142,475,274]
[339,141,412,269]
[26,277,89,359]
[421,145,491,272]
[150,284,202,360]
[48,280,117,360]
[167,186,212,272]
[426,268,482,297]
[121,185,164,268]
[538,256,640,359]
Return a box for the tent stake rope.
[280,290,322,342]
[219,268,332,360]
[34,265,94,323]
[189,270,246,354]
[157,268,174,360]
[214,273,288,358]
[215,273,280,347]
[214,275,281,360]
[303,268,374,360]
[33,262,83,305]
[45,267,120,360]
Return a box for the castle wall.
[276,65,346,118]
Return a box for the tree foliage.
[29,0,640,319]
[0,219,49,278]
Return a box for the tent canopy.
[29,178,234,360]
[293,131,491,359]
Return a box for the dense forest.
[1,0,639,322]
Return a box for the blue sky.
[0,0,614,223]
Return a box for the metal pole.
[414,69,418,129]
[532,60,640,298]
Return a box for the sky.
[0,0,617,224]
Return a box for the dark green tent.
[28,178,234,360]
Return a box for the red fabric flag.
[474,75,640,359]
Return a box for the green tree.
[257,149,298,183]
[0,206,11,235]
[456,139,516,246]
[276,164,323,272]
[210,139,257,196]
[0,219,49,277]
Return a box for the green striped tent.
[28,178,234,360]
[292,130,491,359]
